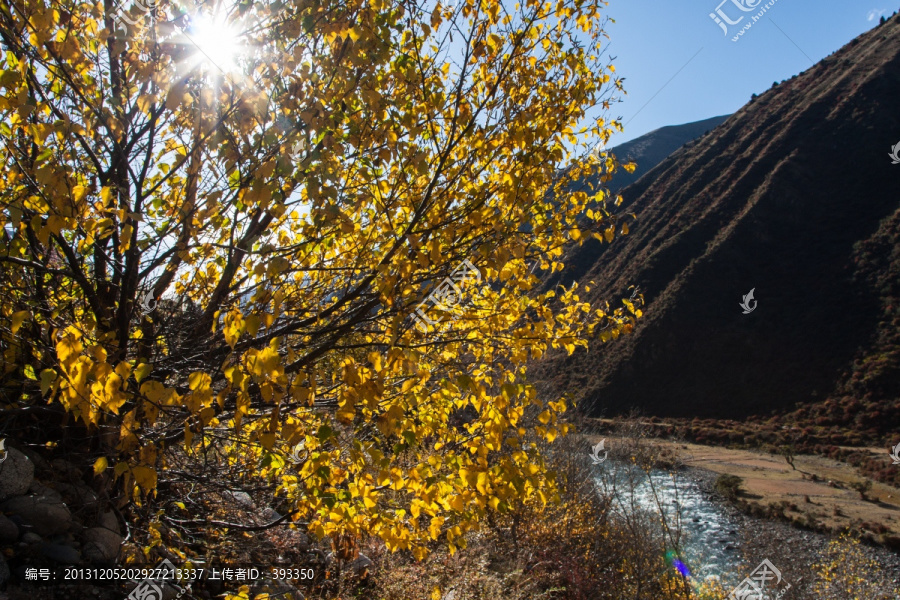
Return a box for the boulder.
[225,490,255,509]
[0,447,35,501]
[55,481,100,510]
[21,531,42,544]
[261,508,282,521]
[81,527,123,564]
[28,480,63,503]
[16,447,50,475]
[50,458,83,481]
[97,510,120,534]
[40,542,81,564]
[0,514,19,543]
[0,555,9,588]
[1,493,72,536]
[349,553,374,577]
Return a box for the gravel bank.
[684,466,900,599]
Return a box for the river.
[597,461,743,583]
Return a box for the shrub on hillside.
[342,420,723,600]
[714,474,743,501]
[811,534,900,599]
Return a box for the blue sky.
[602,0,890,144]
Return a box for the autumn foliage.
[0,0,638,562]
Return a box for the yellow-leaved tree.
[0,0,638,561]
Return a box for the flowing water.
[598,463,744,582]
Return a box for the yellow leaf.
[189,371,211,392]
[336,403,355,424]
[165,83,188,111]
[93,456,108,475]
[132,466,158,492]
[136,94,154,115]
[134,363,151,383]
[476,472,489,494]
[119,224,133,251]
[40,368,57,395]
[141,381,179,406]
[604,227,614,242]
[259,432,276,450]
[10,310,29,335]
[245,314,261,337]
[368,351,382,372]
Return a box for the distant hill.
[535,15,900,438]
[595,115,731,194]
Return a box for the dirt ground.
[629,438,900,538]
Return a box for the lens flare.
[188,13,243,74]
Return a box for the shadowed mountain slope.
[537,16,900,429]
[546,115,731,289]
[596,114,731,194]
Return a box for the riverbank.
[679,440,900,542]
[590,433,900,541]
[683,466,900,598]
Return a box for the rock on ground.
[97,510,119,534]
[27,481,62,503]
[0,493,72,536]
[40,542,81,564]
[49,459,82,481]
[54,481,100,511]
[81,527,124,564]
[0,555,9,588]
[0,514,19,543]
[21,532,42,544]
[350,553,374,576]
[0,448,35,502]
[225,490,256,509]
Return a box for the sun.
[187,13,243,74]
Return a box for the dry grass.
[322,420,727,600]
[622,438,900,544]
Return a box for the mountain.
[536,15,900,435]
[547,115,731,288]
[595,115,731,194]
